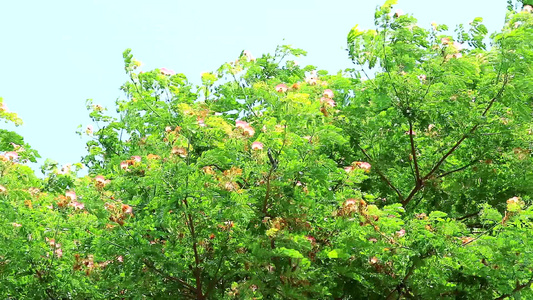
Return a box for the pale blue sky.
[0,0,508,173]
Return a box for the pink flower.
[305,71,318,85]
[0,185,6,193]
[405,130,417,135]
[69,201,85,210]
[171,147,188,158]
[323,89,334,99]
[523,5,533,13]
[275,83,288,93]
[46,237,56,246]
[343,198,357,207]
[243,126,255,136]
[10,143,23,152]
[55,248,63,258]
[12,222,22,227]
[120,161,129,170]
[131,156,142,163]
[122,204,133,215]
[5,151,18,161]
[452,41,464,51]
[394,9,405,18]
[86,125,93,135]
[507,196,521,205]
[95,175,106,183]
[344,166,354,173]
[353,161,371,173]
[243,50,256,62]
[117,255,124,263]
[235,120,255,136]
[197,118,206,127]
[396,229,406,237]
[95,175,110,187]
[320,97,336,107]
[58,164,71,175]
[235,120,249,129]
[441,37,451,45]
[165,126,172,132]
[160,67,175,76]
[65,191,77,201]
[251,141,264,150]
[418,74,427,81]
[446,53,462,60]
[0,102,7,112]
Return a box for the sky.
[0,0,509,174]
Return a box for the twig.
[456,210,480,221]
[408,119,422,186]
[181,138,205,300]
[359,146,404,201]
[436,160,478,179]
[462,222,500,246]
[402,76,508,207]
[423,78,507,183]
[494,277,533,300]
[142,259,197,297]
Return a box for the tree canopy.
[0,1,532,299]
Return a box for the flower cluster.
[105,202,134,226]
[344,161,371,173]
[235,120,255,137]
[120,156,142,170]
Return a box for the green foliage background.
[0,1,532,299]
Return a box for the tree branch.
[456,210,480,221]
[402,77,508,207]
[408,118,422,185]
[142,259,197,297]
[436,160,478,179]
[494,277,533,300]
[359,146,404,201]
[423,79,507,183]
[180,138,206,300]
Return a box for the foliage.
[0,1,532,299]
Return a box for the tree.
[0,0,531,299]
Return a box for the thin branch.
[462,222,500,246]
[181,138,205,300]
[359,146,404,201]
[231,73,260,119]
[385,263,415,300]
[494,277,533,300]
[205,233,232,298]
[385,252,435,300]
[262,155,276,216]
[130,74,176,128]
[408,119,421,185]
[456,210,481,221]
[142,259,197,297]
[402,77,508,207]
[423,78,508,183]
[436,160,478,179]
[263,123,289,215]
